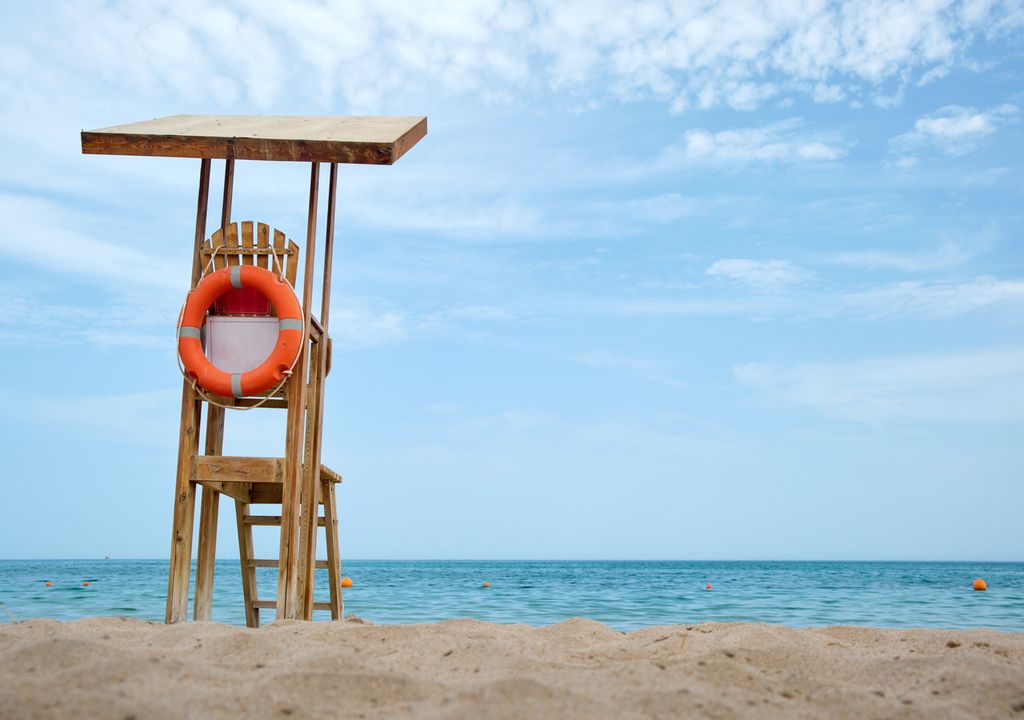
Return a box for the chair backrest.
[201,221,300,287]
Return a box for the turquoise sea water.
[1,560,1021,631]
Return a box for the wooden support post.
[322,477,343,620]
[277,162,319,620]
[193,158,234,621]
[166,157,212,624]
[297,162,339,619]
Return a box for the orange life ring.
[178,265,304,398]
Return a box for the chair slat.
[256,223,270,269]
[209,227,225,274]
[241,221,254,265]
[225,222,240,267]
[273,229,286,280]
[286,240,299,287]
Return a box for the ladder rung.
[248,559,331,569]
[251,600,333,611]
[243,515,327,526]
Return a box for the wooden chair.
[190,220,343,627]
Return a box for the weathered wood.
[297,340,323,616]
[194,480,251,503]
[277,162,319,620]
[252,600,333,611]
[224,222,239,267]
[235,500,258,627]
[241,221,255,265]
[321,163,338,329]
[249,559,329,568]
[256,222,270,269]
[208,227,226,272]
[243,515,328,527]
[166,158,212,624]
[194,156,234,623]
[82,115,428,165]
[322,478,343,620]
[273,229,286,280]
[195,456,284,484]
[193,481,219,621]
[286,240,300,287]
[297,168,338,619]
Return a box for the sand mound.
[1,617,1022,719]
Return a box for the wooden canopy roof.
[81,114,427,165]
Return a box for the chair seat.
[194,455,341,504]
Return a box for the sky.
[0,0,1022,561]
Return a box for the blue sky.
[1,1,1022,561]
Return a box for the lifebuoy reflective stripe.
[177,265,303,398]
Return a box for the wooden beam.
[243,515,327,527]
[249,559,330,568]
[166,158,212,624]
[277,162,319,620]
[193,455,341,484]
[252,600,333,611]
[81,115,428,165]
[195,456,284,483]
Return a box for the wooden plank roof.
[81,115,427,164]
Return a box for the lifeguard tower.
[81,115,427,625]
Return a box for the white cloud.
[10,388,182,447]
[735,346,1024,425]
[0,194,185,293]
[578,352,685,389]
[840,276,1024,318]
[829,237,984,272]
[329,305,407,348]
[3,0,1017,129]
[662,119,845,168]
[706,258,812,289]
[891,103,1019,156]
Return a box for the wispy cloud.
[706,258,813,290]
[838,276,1024,318]
[329,305,407,348]
[735,346,1024,425]
[578,352,686,389]
[656,119,845,169]
[0,194,185,293]
[890,103,1019,159]
[828,236,988,272]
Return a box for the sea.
[1,560,1022,631]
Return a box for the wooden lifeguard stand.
[81,115,427,625]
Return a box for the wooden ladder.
[237,489,342,627]
[193,455,344,627]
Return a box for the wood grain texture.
[277,162,320,620]
[166,158,212,624]
[322,478,343,620]
[234,500,258,627]
[82,115,427,164]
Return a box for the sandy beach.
[2,617,1022,719]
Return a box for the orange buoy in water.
[341,577,353,588]
[973,578,987,591]
[705,584,712,590]
[44,581,52,587]
[82,581,89,587]
[483,581,491,588]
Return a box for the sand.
[1,617,1022,719]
